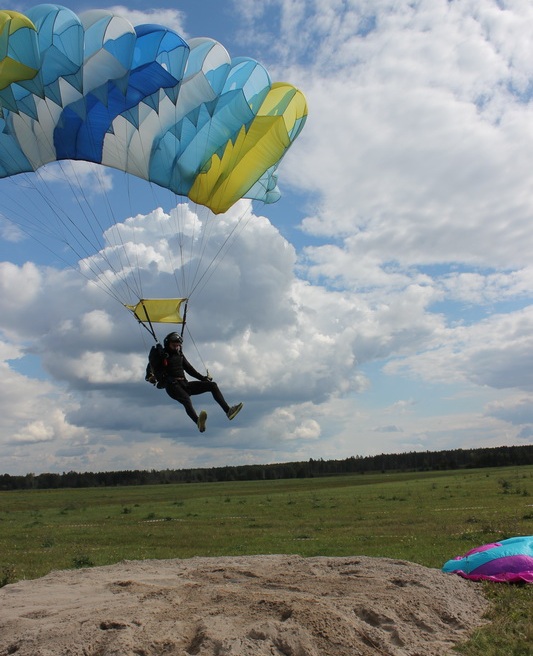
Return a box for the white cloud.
[10,419,56,446]
[268,2,533,274]
[0,216,25,243]
[427,306,532,381]
[37,161,115,194]
[104,5,188,36]
[439,269,533,305]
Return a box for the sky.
[1,0,533,476]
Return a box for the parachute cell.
[0,10,39,95]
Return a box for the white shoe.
[227,403,243,420]
[197,410,207,433]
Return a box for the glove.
[145,372,157,386]
[202,374,213,382]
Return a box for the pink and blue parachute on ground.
[442,536,533,583]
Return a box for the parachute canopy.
[125,298,187,325]
[0,5,308,214]
[442,536,533,583]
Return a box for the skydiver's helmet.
[164,332,183,349]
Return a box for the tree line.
[1,444,532,491]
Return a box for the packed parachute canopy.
[0,4,307,214]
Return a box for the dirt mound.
[0,555,488,656]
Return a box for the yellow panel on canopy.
[125,298,187,324]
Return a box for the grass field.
[1,465,532,654]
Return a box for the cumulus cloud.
[0,204,370,472]
[384,307,533,392]
[274,2,533,269]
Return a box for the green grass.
[1,465,532,653]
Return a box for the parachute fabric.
[0,5,308,214]
[443,536,533,583]
[125,298,187,324]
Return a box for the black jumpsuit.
[158,348,230,424]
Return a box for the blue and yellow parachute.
[0,4,307,215]
[0,5,307,334]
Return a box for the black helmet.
[164,332,183,348]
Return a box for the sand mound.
[0,555,488,656]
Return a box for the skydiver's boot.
[226,403,243,420]
[197,410,207,433]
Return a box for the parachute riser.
[180,300,188,339]
[132,306,159,343]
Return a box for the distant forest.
[1,444,532,491]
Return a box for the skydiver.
[147,332,243,433]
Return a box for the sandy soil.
[0,555,488,656]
